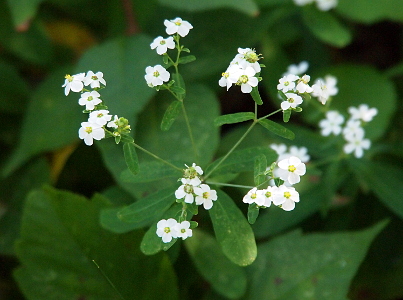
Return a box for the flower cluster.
[293,0,338,11]
[219,48,263,93]
[175,163,217,210]
[156,219,192,243]
[243,156,306,211]
[145,17,193,88]
[319,104,378,158]
[62,71,131,146]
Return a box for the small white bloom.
[150,36,175,55]
[194,184,217,210]
[319,110,345,136]
[284,61,309,76]
[164,17,193,37]
[78,91,102,111]
[277,74,299,93]
[281,93,303,110]
[312,75,338,104]
[243,187,266,206]
[348,104,378,122]
[230,67,258,93]
[235,48,261,73]
[342,119,365,140]
[62,73,85,96]
[78,122,105,146]
[293,0,315,6]
[83,71,106,88]
[145,65,170,87]
[289,146,310,163]
[107,115,119,128]
[272,185,300,211]
[175,178,202,204]
[277,156,306,185]
[270,143,289,161]
[262,186,277,207]
[295,75,313,94]
[156,218,178,243]
[88,110,112,126]
[343,130,371,158]
[316,0,338,11]
[175,221,192,240]
[219,65,241,90]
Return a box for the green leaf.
[254,154,267,186]
[169,86,186,95]
[205,146,277,177]
[178,55,196,65]
[6,0,44,27]
[337,0,403,23]
[185,229,247,299]
[135,84,220,166]
[123,142,139,176]
[14,186,178,300]
[120,160,180,183]
[302,6,352,47]
[118,187,176,223]
[351,160,403,219]
[247,204,260,225]
[214,112,255,127]
[158,0,259,16]
[209,190,257,266]
[258,119,295,140]
[161,100,182,131]
[247,221,387,299]
[250,86,263,105]
[283,109,291,122]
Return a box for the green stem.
[181,101,199,163]
[205,181,253,189]
[92,260,126,300]
[132,142,182,172]
[258,108,282,121]
[204,121,257,180]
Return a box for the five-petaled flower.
[150,36,175,55]
[78,122,105,146]
[145,65,170,87]
[277,156,306,185]
[164,17,193,37]
[156,218,178,243]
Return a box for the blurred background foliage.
[1,0,403,299]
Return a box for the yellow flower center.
[289,97,295,103]
[239,75,249,84]
[160,40,166,45]
[265,191,271,198]
[91,75,98,80]
[85,127,92,134]
[203,192,210,199]
[181,228,186,233]
[284,191,291,199]
[87,96,93,101]
[288,165,296,172]
[164,227,171,233]
[153,71,160,77]
[251,192,257,199]
[65,74,73,82]
[174,21,182,26]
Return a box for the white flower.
[284,61,309,76]
[277,74,299,93]
[88,110,112,126]
[281,93,303,110]
[219,65,241,90]
[83,71,106,89]
[175,178,202,204]
[235,48,261,73]
[164,17,193,37]
[293,0,315,6]
[277,156,306,185]
[156,218,178,243]
[150,36,175,55]
[230,67,258,93]
[78,122,105,146]
[348,104,378,122]
[145,65,170,87]
[270,143,287,157]
[272,185,300,211]
[319,110,344,136]
[243,187,266,206]
[295,75,313,94]
[194,184,217,210]
[289,146,310,163]
[78,91,102,111]
[107,115,119,128]
[316,0,338,11]
[175,221,193,240]
[312,75,338,105]
[62,73,85,96]
[343,130,371,158]
[342,119,365,140]
[262,186,277,207]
